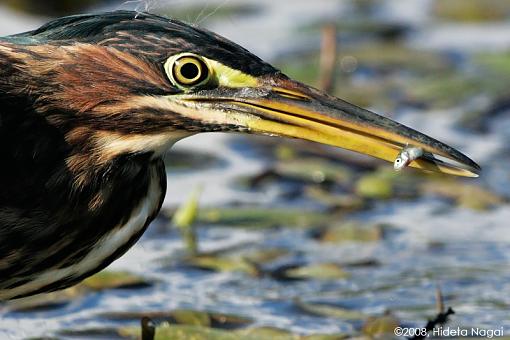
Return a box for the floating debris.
[420,180,505,210]
[305,187,366,211]
[433,0,510,22]
[272,263,350,281]
[394,145,424,171]
[6,287,82,313]
[294,299,366,321]
[58,328,121,339]
[362,312,401,338]
[242,248,291,265]
[185,255,261,277]
[355,173,394,199]
[100,310,252,329]
[141,317,156,340]
[81,271,152,291]
[119,323,348,340]
[8,271,153,312]
[172,185,203,255]
[192,207,331,230]
[313,221,386,243]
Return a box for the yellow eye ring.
[165,53,211,88]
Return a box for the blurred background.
[1,0,509,339]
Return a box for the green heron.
[0,11,479,300]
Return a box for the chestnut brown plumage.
[0,11,480,300]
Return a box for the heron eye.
[170,55,210,87]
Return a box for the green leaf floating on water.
[242,248,291,265]
[186,255,261,276]
[98,310,252,329]
[355,173,394,200]
[433,0,510,22]
[305,187,366,211]
[420,180,505,211]
[355,167,421,200]
[119,323,348,340]
[239,327,348,340]
[294,299,366,321]
[362,313,400,338]
[7,271,153,311]
[118,324,240,340]
[81,271,152,291]
[195,207,333,229]
[6,287,83,313]
[279,263,350,280]
[315,221,385,243]
[169,310,211,327]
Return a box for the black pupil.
[181,62,200,80]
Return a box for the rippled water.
[1,1,510,338]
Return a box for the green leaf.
[295,300,366,321]
[316,221,385,243]
[282,263,350,280]
[81,271,151,291]
[362,313,400,337]
[196,208,332,229]
[186,255,260,276]
[172,186,202,229]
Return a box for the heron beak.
[181,75,481,177]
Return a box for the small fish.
[394,146,424,171]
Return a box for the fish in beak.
[177,74,480,177]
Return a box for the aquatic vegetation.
[192,207,332,229]
[119,323,348,340]
[172,186,202,255]
[294,300,366,321]
[433,0,510,22]
[81,271,153,291]
[355,172,394,200]
[313,221,386,243]
[99,310,253,328]
[185,255,261,276]
[420,180,505,211]
[273,263,350,281]
[362,313,400,338]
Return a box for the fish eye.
[165,54,211,88]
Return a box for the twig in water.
[141,316,156,340]
[409,308,455,340]
[409,285,455,340]
[435,284,444,314]
[319,23,338,94]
